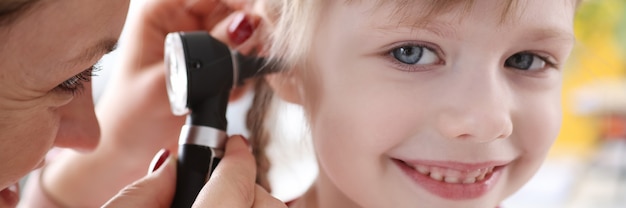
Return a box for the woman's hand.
[100,0,260,159]
[193,136,285,208]
[34,0,264,206]
[103,136,285,208]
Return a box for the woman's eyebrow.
[69,38,119,64]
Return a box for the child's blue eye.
[391,45,439,65]
[505,53,546,70]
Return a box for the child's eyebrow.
[375,21,461,40]
[418,22,460,40]
[524,28,576,43]
[376,22,575,44]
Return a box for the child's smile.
[393,159,509,200]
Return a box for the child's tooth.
[444,176,460,184]
[487,167,494,173]
[477,172,486,181]
[429,171,443,181]
[463,177,476,184]
[445,168,462,178]
[467,169,481,178]
[415,165,429,175]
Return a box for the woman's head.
[0,0,129,198]
[258,0,579,207]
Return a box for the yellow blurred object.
[554,0,626,156]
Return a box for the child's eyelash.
[383,42,444,72]
[55,64,101,94]
[535,54,559,69]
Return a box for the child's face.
[296,0,576,207]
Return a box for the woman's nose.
[435,73,513,143]
[54,83,100,151]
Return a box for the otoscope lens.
[164,32,189,116]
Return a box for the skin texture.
[268,0,577,207]
[0,0,129,198]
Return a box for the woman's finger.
[185,0,249,16]
[210,11,261,53]
[103,151,177,208]
[185,0,251,31]
[201,3,233,32]
[252,185,288,208]
[191,135,257,207]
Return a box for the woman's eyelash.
[55,64,101,94]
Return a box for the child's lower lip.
[392,159,505,200]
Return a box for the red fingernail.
[150,149,170,173]
[240,135,250,147]
[228,13,255,45]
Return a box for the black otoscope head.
[164,31,277,130]
[164,31,280,208]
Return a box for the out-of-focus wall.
[555,0,626,155]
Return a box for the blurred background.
[95,0,626,207]
[505,0,626,207]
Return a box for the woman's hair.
[248,0,584,192]
[0,0,40,26]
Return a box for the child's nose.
[435,72,513,143]
[54,83,100,151]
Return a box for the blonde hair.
[248,0,582,191]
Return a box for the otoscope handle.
[171,125,226,208]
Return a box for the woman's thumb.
[191,135,257,207]
[102,149,176,208]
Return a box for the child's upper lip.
[395,159,512,172]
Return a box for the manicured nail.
[240,135,250,147]
[149,149,170,173]
[227,13,255,45]
[239,135,253,153]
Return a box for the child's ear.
[229,81,252,102]
[265,72,303,105]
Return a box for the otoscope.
[163,31,276,208]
